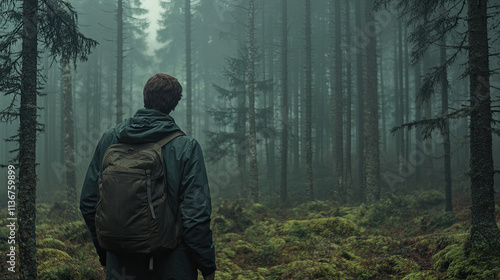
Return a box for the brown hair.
[143,73,183,114]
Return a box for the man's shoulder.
[165,134,204,155]
[169,134,198,148]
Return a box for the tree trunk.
[116,0,123,123]
[185,0,192,135]
[423,52,433,179]
[440,33,452,212]
[332,0,344,200]
[403,26,410,164]
[236,91,247,198]
[363,0,380,203]
[394,30,400,162]
[247,0,259,203]
[379,46,386,153]
[344,0,353,199]
[355,0,365,203]
[305,0,313,201]
[414,61,422,185]
[280,0,288,204]
[396,20,403,166]
[467,0,500,253]
[61,57,78,218]
[19,0,38,278]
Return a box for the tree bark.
[440,33,452,212]
[423,52,433,178]
[19,0,38,278]
[396,19,403,166]
[61,57,78,218]
[355,0,365,203]
[247,0,259,203]
[305,0,313,201]
[363,0,380,202]
[185,0,192,135]
[467,0,500,252]
[344,0,353,199]
[332,0,344,200]
[116,0,123,123]
[414,61,422,184]
[280,0,288,204]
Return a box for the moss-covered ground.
[1,191,499,279]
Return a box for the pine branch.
[391,107,469,139]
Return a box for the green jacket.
[80,109,216,277]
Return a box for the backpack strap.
[154,130,186,153]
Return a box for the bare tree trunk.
[467,0,500,253]
[414,61,422,185]
[19,0,38,278]
[363,0,380,203]
[379,48,386,153]
[236,91,247,198]
[403,26,410,163]
[396,19,403,167]
[332,0,344,201]
[185,0,192,135]
[423,52,433,179]
[280,0,288,204]
[344,0,353,199]
[116,0,123,123]
[305,0,313,201]
[61,57,77,218]
[394,31,400,162]
[247,0,259,203]
[355,0,365,203]
[440,33,452,212]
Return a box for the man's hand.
[204,272,215,280]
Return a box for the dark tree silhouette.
[0,0,96,277]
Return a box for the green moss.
[295,200,333,214]
[419,211,457,232]
[344,235,400,255]
[213,200,253,233]
[247,203,266,216]
[38,237,67,250]
[417,190,445,209]
[279,217,358,239]
[38,264,80,280]
[269,260,350,279]
[361,194,418,227]
[233,239,254,255]
[37,248,72,262]
[255,237,286,265]
[432,237,500,279]
[401,271,440,280]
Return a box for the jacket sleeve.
[80,136,110,266]
[179,139,217,277]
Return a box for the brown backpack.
[96,131,185,254]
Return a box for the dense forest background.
[1,0,500,279]
[1,0,498,206]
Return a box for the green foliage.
[432,240,500,279]
[210,196,500,279]
[416,190,445,208]
[2,195,497,279]
[212,200,253,233]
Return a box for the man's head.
[143,73,183,114]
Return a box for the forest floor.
[0,190,499,279]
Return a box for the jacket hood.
[115,109,182,143]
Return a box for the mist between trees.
[1,0,500,277]
[1,0,499,210]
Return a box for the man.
[80,73,216,280]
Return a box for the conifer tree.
[0,0,96,277]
